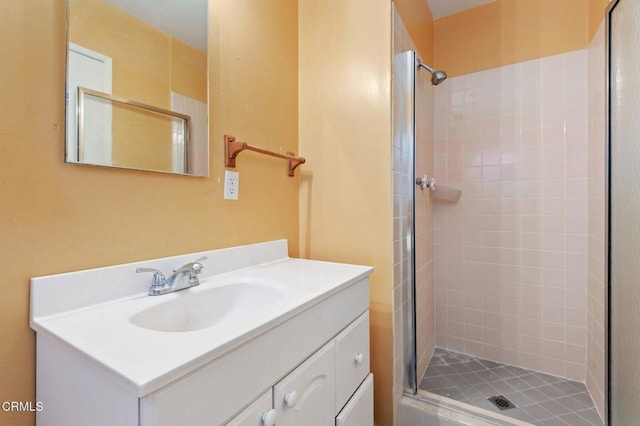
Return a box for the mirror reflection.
[66,0,209,176]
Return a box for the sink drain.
[488,395,516,411]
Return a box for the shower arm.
[417,62,435,73]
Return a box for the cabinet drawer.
[335,311,370,413]
[336,374,373,426]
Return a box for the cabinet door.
[274,340,336,426]
[225,390,275,426]
[336,374,373,426]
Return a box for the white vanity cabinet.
[225,311,372,426]
[31,241,374,426]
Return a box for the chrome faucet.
[136,256,207,296]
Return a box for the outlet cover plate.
[224,170,239,200]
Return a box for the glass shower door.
[393,50,418,395]
[609,0,640,423]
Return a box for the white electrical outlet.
[224,170,239,200]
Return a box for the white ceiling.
[426,0,497,19]
[106,0,207,52]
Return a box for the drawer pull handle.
[354,353,365,365]
[284,391,298,408]
[261,409,277,426]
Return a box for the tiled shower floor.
[419,348,604,426]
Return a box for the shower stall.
[389,1,640,423]
[393,0,640,424]
[393,52,604,426]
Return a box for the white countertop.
[31,241,372,397]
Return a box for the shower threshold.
[418,348,603,426]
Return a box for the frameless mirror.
[66,0,209,177]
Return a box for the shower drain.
[488,395,517,411]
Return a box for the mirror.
[66,0,209,177]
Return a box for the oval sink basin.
[130,282,284,332]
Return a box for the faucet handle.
[189,256,207,282]
[172,256,208,286]
[192,256,207,266]
[136,267,167,287]
[136,267,164,275]
[169,256,207,287]
[190,256,207,274]
[175,256,207,274]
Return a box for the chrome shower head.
[430,70,448,86]
[417,62,448,86]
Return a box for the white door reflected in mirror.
[67,43,112,165]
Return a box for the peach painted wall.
[433,49,590,381]
[0,1,298,425]
[434,0,590,78]
[298,0,393,424]
[393,0,434,65]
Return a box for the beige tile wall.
[433,50,590,381]
[586,20,606,419]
